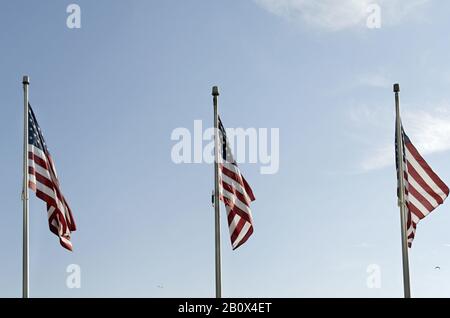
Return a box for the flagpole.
[22,75,30,299]
[212,86,222,298]
[394,83,411,298]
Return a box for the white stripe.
[407,224,416,239]
[29,159,68,217]
[232,222,252,248]
[48,157,58,179]
[34,180,66,214]
[29,159,52,180]
[29,145,67,213]
[50,209,70,237]
[28,144,46,161]
[407,206,421,224]
[51,219,58,229]
[29,174,36,185]
[48,206,56,219]
[29,145,59,181]
[227,208,241,235]
[406,214,416,237]
[221,161,243,177]
[408,177,439,208]
[405,148,447,201]
[409,195,431,219]
[220,174,251,203]
[406,226,414,236]
[220,186,252,216]
[60,236,72,248]
[29,144,73,249]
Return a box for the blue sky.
[1,0,450,297]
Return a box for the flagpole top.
[393,83,400,93]
[212,86,219,97]
[22,76,30,85]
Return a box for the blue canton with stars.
[28,104,49,153]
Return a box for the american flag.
[396,123,449,247]
[218,117,255,250]
[28,104,76,251]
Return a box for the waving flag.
[28,104,76,250]
[218,117,255,250]
[396,124,449,247]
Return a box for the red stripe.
[27,117,75,251]
[220,164,246,188]
[30,166,75,250]
[221,195,252,223]
[30,168,75,231]
[241,176,255,201]
[230,218,246,244]
[56,210,68,235]
[406,212,417,231]
[49,222,59,237]
[29,163,66,210]
[59,238,73,251]
[35,187,72,238]
[29,167,54,191]
[29,151,61,191]
[217,126,255,250]
[62,196,77,231]
[406,142,449,196]
[29,151,50,171]
[35,188,59,210]
[408,185,434,212]
[406,212,416,248]
[233,225,254,250]
[48,211,65,235]
[407,202,426,220]
[220,180,251,206]
[29,180,37,192]
[49,223,73,251]
[227,207,237,225]
[406,161,444,205]
[30,170,67,213]
[220,164,255,201]
[49,211,73,251]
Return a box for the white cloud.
[361,144,393,171]
[353,242,375,248]
[406,110,450,154]
[352,104,450,172]
[357,73,391,89]
[254,0,430,31]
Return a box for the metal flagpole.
[212,86,222,298]
[22,75,30,299]
[394,83,411,298]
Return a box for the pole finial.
[393,83,400,93]
[22,76,30,85]
[212,86,219,96]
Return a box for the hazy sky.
[2,0,450,298]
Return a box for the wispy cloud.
[254,0,430,31]
[357,73,391,89]
[361,144,394,171]
[353,242,375,248]
[349,103,450,172]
